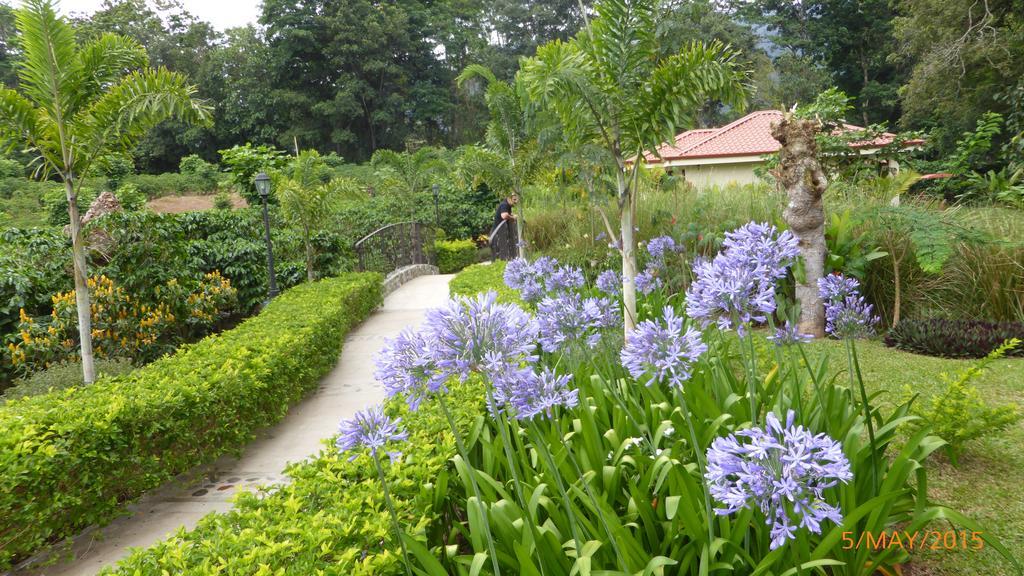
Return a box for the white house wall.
[673,161,764,188]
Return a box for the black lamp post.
[431,183,440,229]
[254,172,279,299]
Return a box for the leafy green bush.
[448,261,522,305]
[434,239,477,273]
[112,183,147,211]
[2,358,134,400]
[220,144,288,204]
[884,318,1024,358]
[905,339,1021,465]
[0,156,23,178]
[121,173,210,198]
[43,185,99,226]
[178,154,220,191]
[96,154,135,190]
[0,273,382,569]
[213,191,233,210]
[105,380,483,575]
[0,228,70,335]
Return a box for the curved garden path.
[17,274,454,576]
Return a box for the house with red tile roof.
[642,110,923,188]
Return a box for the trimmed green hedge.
[434,239,478,274]
[448,260,523,305]
[0,273,383,569]
[104,381,484,575]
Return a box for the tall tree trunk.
[304,224,315,282]
[65,179,96,383]
[617,170,637,334]
[771,115,828,338]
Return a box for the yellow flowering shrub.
[8,272,237,375]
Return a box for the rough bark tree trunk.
[771,115,828,338]
[64,178,96,383]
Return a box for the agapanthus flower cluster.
[494,367,578,420]
[686,222,799,334]
[722,222,800,281]
[634,269,663,295]
[817,274,879,339]
[536,292,620,353]
[621,306,707,388]
[705,411,852,549]
[646,235,679,261]
[424,291,538,382]
[504,257,583,302]
[336,404,408,461]
[767,321,813,347]
[595,269,621,296]
[375,328,446,410]
[547,264,585,293]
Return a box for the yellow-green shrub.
[0,273,382,569]
[434,239,477,273]
[104,381,485,575]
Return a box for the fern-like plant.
[905,338,1022,466]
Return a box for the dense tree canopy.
[0,0,1018,169]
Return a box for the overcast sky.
[13,0,262,31]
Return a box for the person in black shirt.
[493,193,519,231]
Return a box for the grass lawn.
[807,339,1024,575]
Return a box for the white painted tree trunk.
[65,179,96,383]
[771,115,828,338]
[618,170,637,334]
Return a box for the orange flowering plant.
[7,272,236,375]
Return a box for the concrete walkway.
[17,274,454,576]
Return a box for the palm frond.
[13,0,77,112]
[72,33,149,111]
[72,67,211,175]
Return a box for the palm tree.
[0,0,210,383]
[277,150,361,281]
[519,0,749,332]
[454,64,559,253]
[369,146,447,198]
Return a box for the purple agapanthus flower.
[336,404,409,461]
[705,410,852,550]
[635,268,663,295]
[596,269,621,296]
[818,274,879,339]
[548,265,585,293]
[537,293,620,353]
[499,367,578,420]
[818,274,861,301]
[621,306,707,388]
[375,327,447,410]
[686,255,777,334]
[824,295,879,339]
[424,291,538,382]
[686,222,799,334]
[768,321,813,347]
[722,222,800,281]
[646,235,678,261]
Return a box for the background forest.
[1,0,1021,171]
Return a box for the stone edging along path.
[13,273,454,576]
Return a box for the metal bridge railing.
[354,221,437,274]
[489,219,520,261]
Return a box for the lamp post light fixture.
[431,183,440,229]
[254,172,279,300]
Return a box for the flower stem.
[676,389,716,545]
[372,452,413,576]
[845,339,878,492]
[527,422,585,560]
[438,396,502,576]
